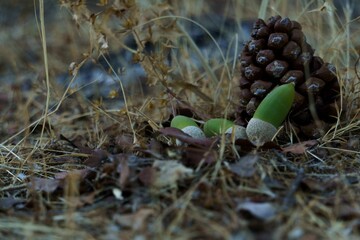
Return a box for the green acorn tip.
[253,83,295,128]
[171,115,199,129]
[203,118,235,137]
[204,118,247,140]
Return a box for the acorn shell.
[253,83,295,128]
[171,115,199,129]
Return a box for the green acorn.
[204,118,247,140]
[246,83,295,146]
[170,115,205,142]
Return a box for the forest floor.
[0,0,360,239]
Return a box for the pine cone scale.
[237,15,340,139]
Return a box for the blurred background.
[0,0,358,112]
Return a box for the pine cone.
[237,16,340,139]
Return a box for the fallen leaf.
[183,147,218,166]
[152,160,193,188]
[113,208,155,231]
[159,127,216,147]
[0,197,26,211]
[138,167,157,187]
[60,134,108,167]
[54,169,90,180]
[229,154,258,178]
[282,140,318,154]
[79,191,97,205]
[83,148,109,167]
[116,155,130,188]
[115,134,134,151]
[237,201,277,220]
[234,139,255,152]
[139,160,193,188]
[28,177,61,193]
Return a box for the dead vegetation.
[0,0,359,239]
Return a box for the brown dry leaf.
[28,177,61,193]
[183,147,218,166]
[83,148,109,168]
[113,208,156,231]
[237,201,277,220]
[115,134,135,152]
[152,160,193,188]
[159,127,216,147]
[282,140,318,154]
[138,167,157,187]
[63,191,97,209]
[139,160,193,188]
[60,134,109,167]
[0,197,26,211]
[234,139,256,152]
[54,169,90,180]
[79,191,97,205]
[116,155,130,188]
[229,154,259,178]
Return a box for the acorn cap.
[225,125,248,140]
[246,118,277,146]
[203,118,235,137]
[181,126,206,139]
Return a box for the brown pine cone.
[237,16,340,139]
